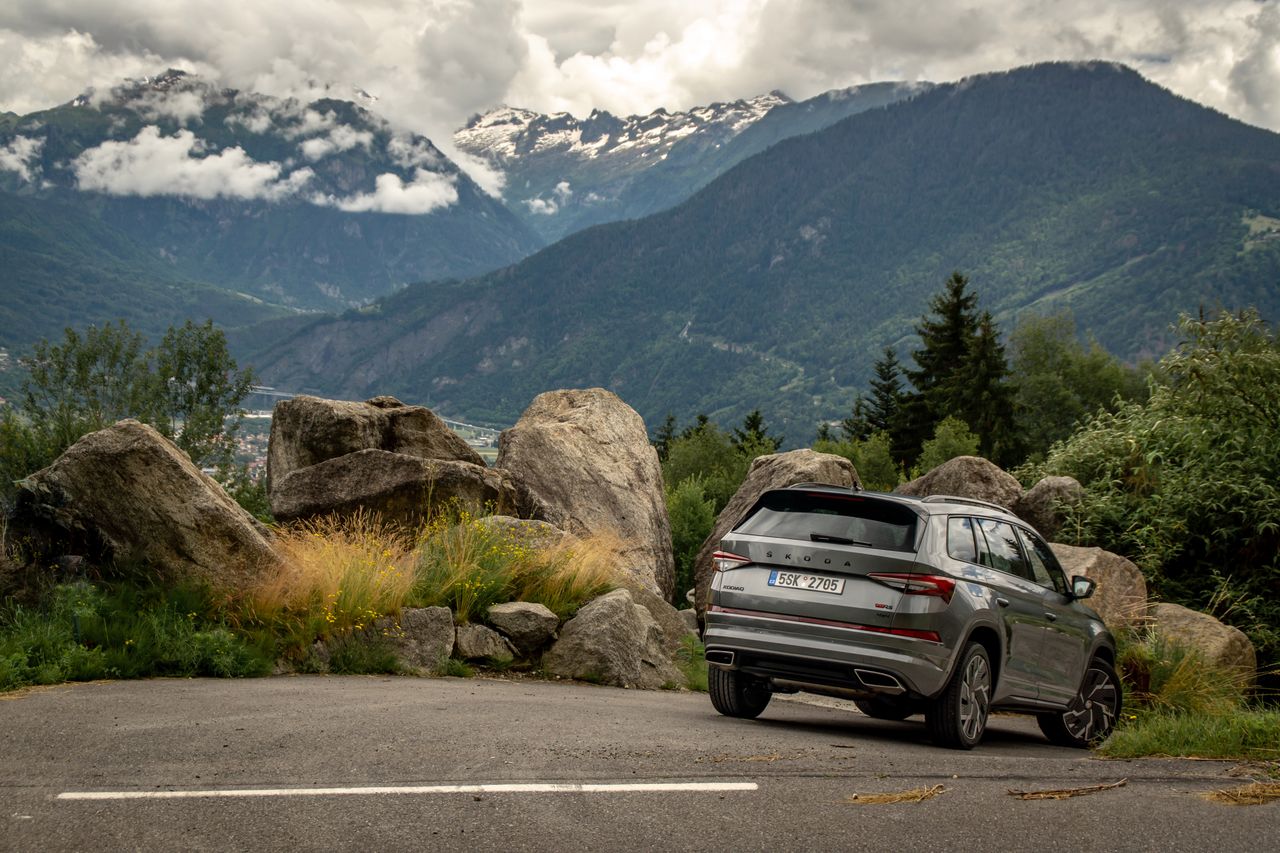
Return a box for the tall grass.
[235,511,418,658]
[412,511,619,622]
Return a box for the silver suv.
[702,484,1120,749]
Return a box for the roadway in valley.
[1,676,1275,851]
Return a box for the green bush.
[914,416,979,476]
[667,477,716,603]
[1038,310,1280,672]
[661,423,751,513]
[813,431,902,491]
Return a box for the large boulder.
[377,606,456,672]
[895,455,1022,510]
[542,589,683,689]
[267,394,482,487]
[1014,476,1084,540]
[1050,544,1148,631]
[496,389,674,598]
[626,583,698,655]
[12,420,277,589]
[694,449,860,613]
[1149,603,1257,687]
[487,602,560,657]
[269,449,545,525]
[455,623,518,661]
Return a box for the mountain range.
[454,81,924,242]
[233,62,1280,437]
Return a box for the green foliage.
[411,510,618,622]
[1039,310,1280,670]
[843,348,903,442]
[1,319,256,510]
[219,467,273,523]
[667,477,717,601]
[675,635,708,692]
[661,420,751,513]
[1117,628,1249,716]
[439,657,475,678]
[914,416,980,476]
[812,432,902,492]
[1008,311,1148,461]
[1098,710,1280,760]
[0,581,272,691]
[327,635,403,675]
[732,409,782,455]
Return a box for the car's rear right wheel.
[926,641,992,749]
[708,667,771,719]
[1038,659,1121,748]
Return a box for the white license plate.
[768,570,845,595]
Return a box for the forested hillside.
[237,62,1280,435]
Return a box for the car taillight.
[712,551,750,572]
[868,573,956,604]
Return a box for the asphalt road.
[1,676,1276,852]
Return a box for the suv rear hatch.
[710,489,932,638]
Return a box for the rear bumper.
[703,606,952,698]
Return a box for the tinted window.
[975,519,1033,581]
[947,517,977,563]
[735,491,918,552]
[1018,527,1070,595]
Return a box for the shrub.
[667,477,716,603]
[813,431,902,491]
[914,416,979,476]
[1038,310,1280,673]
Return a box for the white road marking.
[57,781,758,801]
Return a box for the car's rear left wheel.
[926,641,991,749]
[708,667,771,719]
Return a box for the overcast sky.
[2,0,1278,141]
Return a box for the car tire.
[926,641,992,750]
[708,667,771,719]
[854,698,916,721]
[1038,659,1122,748]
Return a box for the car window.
[975,519,1033,582]
[1017,527,1070,595]
[947,517,977,563]
[734,490,918,552]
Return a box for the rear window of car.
[733,490,919,552]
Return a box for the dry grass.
[844,785,946,805]
[1204,782,1280,806]
[236,511,418,653]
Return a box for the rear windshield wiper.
[809,532,870,546]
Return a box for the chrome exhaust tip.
[854,668,905,694]
[705,649,735,666]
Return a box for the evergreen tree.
[843,347,904,441]
[652,413,677,462]
[955,312,1017,464]
[895,271,981,461]
[732,409,782,454]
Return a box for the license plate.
[768,570,845,595]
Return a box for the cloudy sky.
[2,0,1278,142]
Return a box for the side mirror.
[1071,575,1096,600]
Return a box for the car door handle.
[1044,612,1058,621]
[996,597,1009,607]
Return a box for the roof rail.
[920,494,1014,514]
[786,481,863,491]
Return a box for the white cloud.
[299,124,375,161]
[1,0,1279,147]
[521,179,573,213]
[73,125,313,200]
[0,135,44,182]
[133,87,207,124]
[523,196,557,215]
[317,168,458,214]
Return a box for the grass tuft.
[675,634,708,692]
[1099,709,1280,760]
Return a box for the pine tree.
[894,271,981,462]
[956,311,1017,464]
[652,413,677,462]
[732,409,782,454]
[844,347,904,441]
